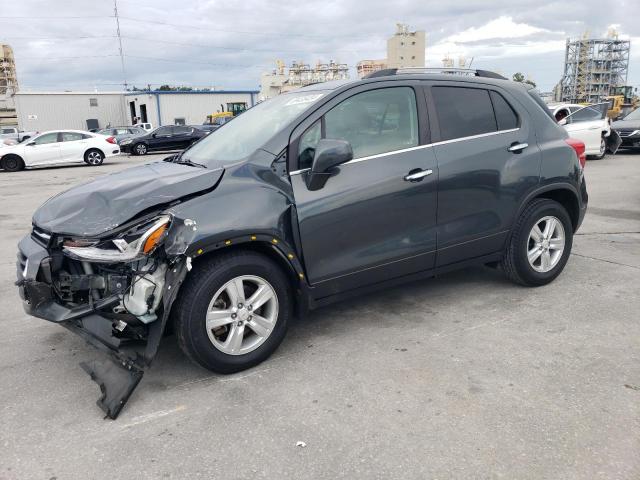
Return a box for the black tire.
[84,149,104,166]
[501,199,573,286]
[174,250,291,374]
[1,155,25,172]
[132,143,147,156]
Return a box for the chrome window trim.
[289,127,520,176]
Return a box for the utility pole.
[113,0,127,91]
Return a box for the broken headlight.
[62,215,171,263]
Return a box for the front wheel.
[589,136,606,160]
[1,155,25,172]
[501,199,573,286]
[133,143,147,156]
[174,251,291,373]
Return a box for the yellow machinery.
[205,111,233,125]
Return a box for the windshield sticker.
[285,94,324,106]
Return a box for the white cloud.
[446,16,551,43]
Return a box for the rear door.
[426,83,541,266]
[58,132,88,163]
[24,132,61,165]
[172,126,195,148]
[290,83,438,298]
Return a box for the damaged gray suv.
[16,68,588,418]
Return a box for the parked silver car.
[97,126,147,144]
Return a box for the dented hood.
[33,161,223,237]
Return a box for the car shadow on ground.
[146,265,514,390]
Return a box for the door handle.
[404,169,433,182]
[507,142,528,153]
[588,125,600,130]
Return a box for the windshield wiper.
[175,157,206,168]
[164,151,206,168]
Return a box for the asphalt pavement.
[0,151,638,479]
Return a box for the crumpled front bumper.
[16,233,188,419]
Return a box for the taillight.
[106,136,117,144]
[565,138,586,169]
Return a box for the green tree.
[512,72,536,88]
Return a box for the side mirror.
[558,118,567,126]
[306,139,353,191]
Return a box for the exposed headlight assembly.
[63,216,170,263]
[120,139,133,145]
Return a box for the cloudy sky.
[1,0,638,93]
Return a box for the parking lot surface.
[1,152,638,479]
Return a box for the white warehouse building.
[13,89,259,132]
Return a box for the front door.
[25,132,61,165]
[427,83,541,266]
[290,85,437,298]
[149,126,174,151]
[563,104,606,155]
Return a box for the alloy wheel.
[205,275,278,355]
[87,151,102,165]
[135,144,147,155]
[527,216,565,273]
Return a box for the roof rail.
[364,67,508,80]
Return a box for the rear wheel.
[84,149,104,166]
[501,199,573,286]
[174,251,291,373]
[133,143,147,156]
[1,155,25,172]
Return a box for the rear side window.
[61,132,83,142]
[490,91,518,130]
[433,87,496,141]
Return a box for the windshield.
[623,108,640,121]
[183,91,327,167]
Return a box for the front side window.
[568,106,603,123]
[32,133,59,145]
[433,87,497,141]
[61,132,83,142]
[298,120,321,169]
[324,87,418,160]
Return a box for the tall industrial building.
[1,44,18,126]
[260,59,349,99]
[558,31,630,104]
[356,24,426,78]
[1,44,18,95]
[386,23,425,69]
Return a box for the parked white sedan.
[549,103,615,159]
[0,130,120,172]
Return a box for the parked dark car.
[16,69,588,418]
[611,107,640,149]
[119,125,207,155]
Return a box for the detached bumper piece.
[81,359,143,420]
